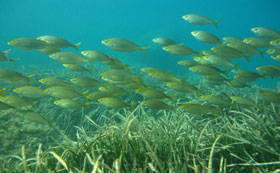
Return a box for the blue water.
[1,0,279,88]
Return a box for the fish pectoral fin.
[72,42,82,51]
[140,46,151,55]
[212,19,221,29]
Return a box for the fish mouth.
[182,15,188,19]
[191,31,198,35]
[8,41,15,45]
[101,40,108,45]
[49,54,56,58]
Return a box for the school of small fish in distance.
[1,13,280,124]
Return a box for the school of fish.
[1,13,280,125]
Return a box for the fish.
[201,55,239,69]
[99,85,127,96]
[136,87,173,101]
[266,48,280,57]
[50,52,91,65]
[39,77,69,87]
[0,95,35,107]
[44,86,85,99]
[211,46,250,62]
[178,60,198,67]
[189,64,230,77]
[141,67,160,73]
[70,77,101,88]
[271,55,280,62]
[162,44,197,56]
[203,74,229,82]
[8,38,49,50]
[54,99,86,109]
[98,97,132,109]
[179,103,218,115]
[0,101,14,110]
[101,69,137,82]
[222,36,242,43]
[191,31,222,44]
[256,65,280,77]
[234,70,265,82]
[148,70,183,82]
[13,86,48,98]
[152,37,176,46]
[102,38,150,54]
[38,45,61,55]
[86,91,113,101]
[0,68,33,85]
[226,80,251,88]
[230,96,257,108]
[63,64,92,73]
[226,41,263,58]
[251,27,280,40]
[201,95,231,107]
[259,90,280,104]
[182,14,220,28]
[123,81,146,90]
[193,55,211,65]
[0,49,17,64]
[81,50,112,62]
[37,35,81,51]
[17,110,50,124]
[270,39,280,48]
[243,37,271,48]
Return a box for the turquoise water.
[1,0,280,87]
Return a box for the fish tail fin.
[169,94,176,104]
[129,102,136,110]
[81,89,90,100]
[73,42,82,51]
[84,102,94,109]
[27,74,35,85]
[223,69,232,77]
[259,50,266,58]
[213,19,221,29]
[140,46,151,55]
[87,65,94,73]
[33,100,39,106]
[212,109,219,116]
[244,55,251,62]
[261,75,266,80]
[9,58,19,65]
[180,77,187,82]
[233,63,241,71]
[194,51,200,55]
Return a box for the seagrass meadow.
[1,0,280,172]
[0,65,280,173]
